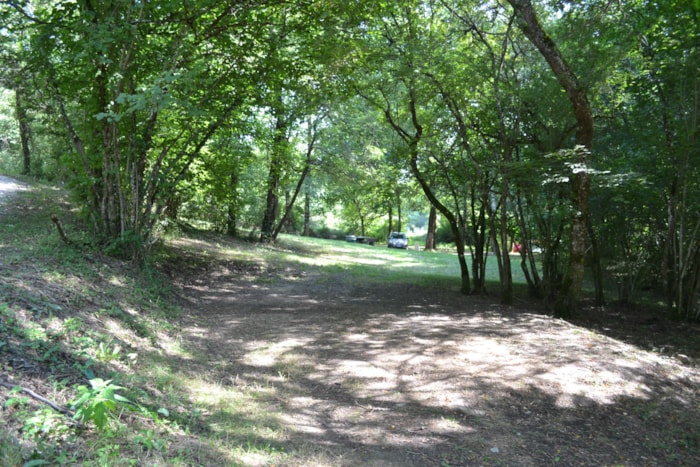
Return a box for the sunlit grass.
[270,234,533,290]
[172,230,480,289]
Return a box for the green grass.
[266,234,534,292]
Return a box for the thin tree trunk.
[261,169,281,242]
[283,190,293,233]
[499,184,513,304]
[50,73,102,234]
[303,190,310,236]
[227,172,239,236]
[425,205,437,251]
[272,163,310,240]
[358,203,366,237]
[272,126,317,241]
[469,186,489,294]
[15,87,31,176]
[261,114,286,243]
[409,145,470,294]
[388,205,394,235]
[512,189,543,297]
[397,193,403,232]
[587,219,605,306]
[381,80,471,293]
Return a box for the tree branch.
[0,378,76,418]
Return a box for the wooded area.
[1,0,699,318]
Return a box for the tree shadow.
[173,267,700,466]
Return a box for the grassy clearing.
[232,233,532,290]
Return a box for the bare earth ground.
[163,237,700,467]
[1,175,699,466]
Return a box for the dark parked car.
[387,232,408,249]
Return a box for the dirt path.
[0,175,28,215]
[165,241,700,466]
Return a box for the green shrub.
[71,378,132,430]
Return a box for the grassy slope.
[0,180,195,465]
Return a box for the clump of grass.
[0,426,24,466]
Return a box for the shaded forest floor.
[159,234,700,466]
[1,175,699,466]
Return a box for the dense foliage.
[1,0,699,318]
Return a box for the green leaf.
[23,460,52,467]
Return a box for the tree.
[365,2,474,294]
[11,0,269,259]
[612,0,700,318]
[431,2,525,302]
[507,0,594,313]
[14,87,31,175]
[272,114,322,241]
[0,4,33,175]
[254,3,350,243]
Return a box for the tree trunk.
[15,87,31,176]
[498,184,513,304]
[261,170,281,242]
[397,193,403,232]
[227,172,239,236]
[272,148,313,241]
[587,219,605,306]
[303,190,310,236]
[359,207,366,236]
[512,189,543,297]
[425,205,437,251]
[388,205,394,235]
[283,190,293,233]
[261,115,286,243]
[382,82,470,293]
[410,152,470,294]
[272,164,310,240]
[469,186,489,294]
[684,247,700,320]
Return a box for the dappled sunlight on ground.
[255,311,673,420]
[161,234,700,465]
[175,286,699,465]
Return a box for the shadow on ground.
[163,242,700,467]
